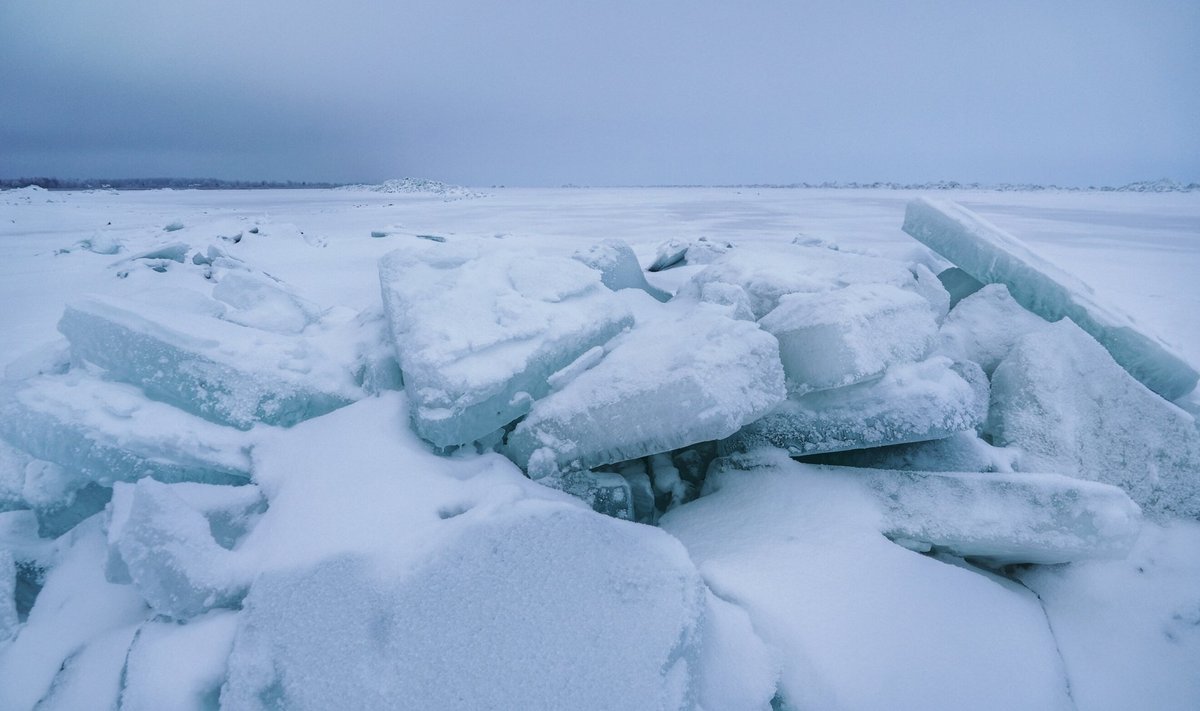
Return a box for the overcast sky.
[1,1,1197,186]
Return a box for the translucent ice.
[936,284,1049,376]
[379,242,634,448]
[989,320,1200,519]
[211,271,323,334]
[676,241,924,320]
[0,373,252,487]
[759,283,938,393]
[220,504,706,710]
[536,468,634,520]
[903,197,1199,399]
[106,478,249,619]
[59,294,359,429]
[505,305,785,472]
[727,357,987,456]
[0,550,16,641]
[573,239,670,301]
[938,266,985,309]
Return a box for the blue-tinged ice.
[535,468,634,520]
[903,197,1199,399]
[0,373,252,487]
[0,550,16,641]
[58,293,358,429]
[726,357,987,456]
[759,283,938,394]
[648,235,733,272]
[119,610,239,711]
[573,239,670,301]
[504,304,785,473]
[989,319,1200,519]
[105,479,250,619]
[211,271,324,334]
[936,284,1049,376]
[937,267,985,309]
[378,242,634,448]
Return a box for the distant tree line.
[0,177,345,190]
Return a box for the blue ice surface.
[903,197,1198,400]
[573,239,670,302]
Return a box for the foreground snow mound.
[661,451,1075,711]
[221,503,708,711]
[727,357,987,456]
[937,283,1050,375]
[504,304,785,472]
[59,294,358,429]
[573,239,670,301]
[759,283,938,393]
[675,242,926,320]
[379,242,634,448]
[0,373,252,487]
[904,197,1199,399]
[989,320,1200,519]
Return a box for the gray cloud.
[2,1,1197,185]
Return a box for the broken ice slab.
[806,431,1022,475]
[647,235,734,272]
[106,479,249,619]
[676,241,929,320]
[1,550,17,641]
[759,283,938,393]
[936,284,1049,376]
[909,263,951,322]
[211,271,324,334]
[725,357,987,457]
[937,267,985,309]
[379,242,634,448]
[989,319,1200,519]
[538,469,634,520]
[58,293,359,429]
[0,373,252,487]
[573,239,670,302]
[120,610,239,711]
[903,197,1199,399]
[504,304,785,473]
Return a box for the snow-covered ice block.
[0,373,252,487]
[106,479,249,619]
[910,262,951,322]
[810,430,1021,474]
[573,239,670,301]
[648,235,733,271]
[536,468,633,520]
[58,294,358,429]
[903,197,1199,399]
[676,242,922,320]
[212,271,323,334]
[937,284,1049,375]
[938,266,985,308]
[727,357,987,456]
[505,305,785,472]
[379,242,634,448]
[221,503,707,710]
[120,610,238,711]
[0,439,27,513]
[989,320,1200,519]
[759,283,938,393]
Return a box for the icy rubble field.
[1,185,1199,710]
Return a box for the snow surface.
[1,185,1198,710]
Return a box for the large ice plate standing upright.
[379,242,634,448]
[903,197,1198,400]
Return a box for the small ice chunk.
[119,610,239,711]
[0,373,252,487]
[80,231,123,255]
[505,305,785,472]
[937,284,1050,375]
[697,282,756,321]
[379,242,634,448]
[0,550,17,641]
[904,197,1199,399]
[938,266,985,309]
[617,460,657,524]
[759,283,938,393]
[59,293,359,429]
[573,239,670,301]
[540,469,634,520]
[212,272,323,334]
[727,357,987,456]
[220,504,706,710]
[107,479,248,619]
[910,263,951,321]
[648,235,733,272]
[989,319,1200,519]
[125,241,190,263]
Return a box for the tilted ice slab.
[937,266,985,309]
[504,304,785,473]
[220,503,707,711]
[903,197,1198,399]
[936,284,1049,376]
[59,294,359,429]
[106,478,252,619]
[726,357,987,456]
[0,373,252,486]
[675,241,930,320]
[989,320,1200,519]
[573,239,670,301]
[648,235,734,272]
[759,282,938,393]
[379,242,634,448]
